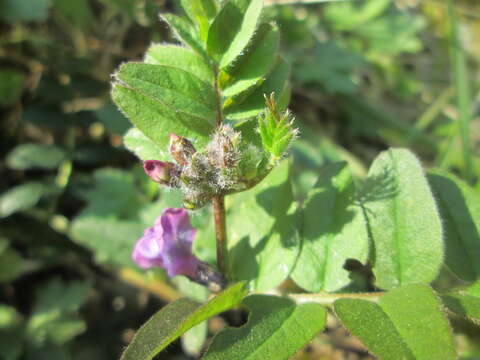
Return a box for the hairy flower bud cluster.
[142,97,297,210]
[143,126,268,209]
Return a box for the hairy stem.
[212,66,229,278]
[213,195,229,278]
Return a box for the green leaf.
[291,162,369,292]
[294,41,363,95]
[70,217,145,267]
[0,69,25,106]
[161,13,208,58]
[173,277,209,356]
[27,279,90,345]
[144,44,214,84]
[335,284,456,360]
[115,63,216,124]
[361,148,443,290]
[227,161,300,291]
[112,86,208,151]
[181,321,208,357]
[180,0,217,42]
[207,0,263,68]
[203,294,327,360]
[113,63,216,149]
[427,171,480,282]
[0,182,47,218]
[225,57,290,121]
[70,168,144,267]
[123,127,167,161]
[6,144,66,170]
[441,281,480,321]
[222,23,280,97]
[120,282,248,360]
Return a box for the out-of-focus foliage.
[1,0,480,358]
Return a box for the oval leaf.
[115,63,216,123]
[291,162,369,292]
[0,182,47,218]
[120,282,248,360]
[361,148,443,289]
[7,144,66,170]
[112,84,212,150]
[203,294,327,360]
[335,284,456,360]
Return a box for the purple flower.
[132,208,199,278]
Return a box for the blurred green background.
[1,0,479,359]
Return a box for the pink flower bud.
[143,160,174,185]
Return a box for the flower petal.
[132,227,164,268]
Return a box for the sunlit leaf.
[123,128,167,161]
[225,57,290,121]
[161,13,208,58]
[335,284,456,360]
[112,62,217,150]
[144,44,214,84]
[207,0,263,68]
[222,23,280,97]
[120,282,248,360]
[361,148,443,290]
[203,294,327,360]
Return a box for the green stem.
[288,291,385,306]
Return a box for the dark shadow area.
[428,173,480,282]
[356,165,399,205]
